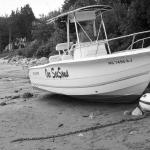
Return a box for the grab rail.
[107,30,150,43]
[105,30,150,52]
[127,37,150,50]
[68,30,150,55]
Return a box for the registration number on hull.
[108,57,132,65]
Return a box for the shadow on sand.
[37,92,138,113]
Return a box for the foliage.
[16,40,40,57]
[0,17,9,52]
[10,4,35,40]
[32,10,61,43]
[62,0,96,11]
[0,0,150,57]
[35,43,51,58]
[102,1,130,52]
[32,23,54,42]
[0,4,35,52]
[126,0,150,33]
[35,28,66,58]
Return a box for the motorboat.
[29,5,150,102]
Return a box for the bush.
[22,92,33,98]
[35,41,57,58]
[16,40,41,58]
[35,43,50,58]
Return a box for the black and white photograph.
[0,0,150,149]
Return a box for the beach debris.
[128,93,150,116]
[14,88,22,93]
[29,59,37,66]
[124,110,132,116]
[6,55,50,67]
[89,112,94,119]
[7,78,13,81]
[22,92,33,98]
[52,137,55,142]
[8,55,23,64]
[139,93,150,112]
[82,114,89,118]
[131,106,143,116]
[14,90,19,93]
[78,133,84,137]
[0,102,7,106]
[87,110,102,118]
[129,130,137,135]
[58,123,64,128]
[20,58,28,65]
[5,96,12,99]
[36,57,49,65]
[12,95,20,99]
[124,93,150,116]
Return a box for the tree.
[62,0,96,12]
[32,22,55,42]
[126,0,150,33]
[62,0,77,12]
[7,4,35,42]
[0,17,9,52]
[32,10,61,42]
[17,4,35,40]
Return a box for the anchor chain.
[11,113,149,143]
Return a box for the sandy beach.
[0,60,150,150]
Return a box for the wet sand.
[0,60,150,150]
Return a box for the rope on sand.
[11,113,149,143]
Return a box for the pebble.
[131,107,143,116]
[0,102,7,106]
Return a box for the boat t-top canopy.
[47,5,112,54]
[47,5,112,24]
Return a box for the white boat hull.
[29,48,150,102]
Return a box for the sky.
[0,0,65,18]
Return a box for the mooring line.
[11,113,149,143]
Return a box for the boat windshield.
[71,11,104,43]
[47,5,112,54]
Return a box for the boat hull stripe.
[32,71,150,89]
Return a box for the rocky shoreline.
[1,55,49,67]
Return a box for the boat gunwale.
[29,47,150,70]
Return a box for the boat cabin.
[47,5,112,62]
